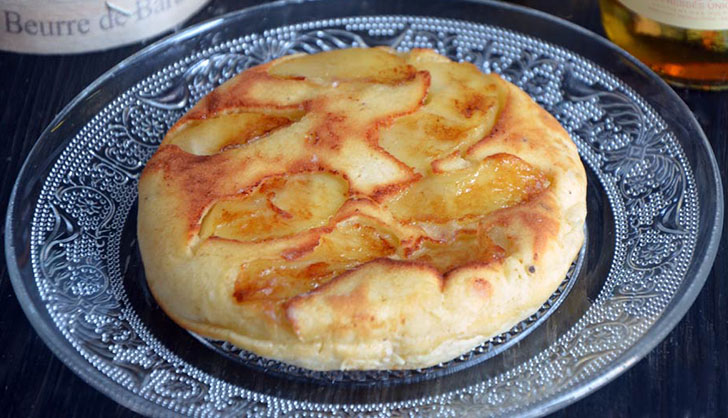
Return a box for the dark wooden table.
[1,1,726,416]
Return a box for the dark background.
[1,1,726,416]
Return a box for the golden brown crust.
[138,48,586,370]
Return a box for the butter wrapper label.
[1,0,209,54]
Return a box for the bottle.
[599,0,728,90]
[0,0,210,55]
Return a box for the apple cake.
[137,47,587,370]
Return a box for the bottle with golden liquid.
[600,0,728,90]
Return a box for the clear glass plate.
[5,0,722,416]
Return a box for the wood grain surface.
[1,1,725,416]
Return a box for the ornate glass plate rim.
[5,0,723,416]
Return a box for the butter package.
[1,0,208,54]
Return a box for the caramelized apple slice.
[380,51,507,173]
[379,112,482,173]
[407,229,505,272]
[233,217,399,302]
[268,48,416,84]
[199,172,348,242]
[166,112,301,155]
[410,54,505,127]
[387,153,549,223]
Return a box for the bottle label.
[0,0,209,54]
[621,0,728,30]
